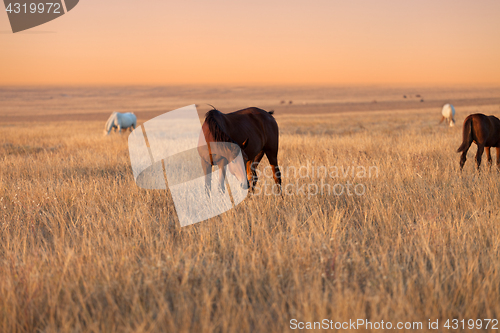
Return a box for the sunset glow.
[1,0,499,85]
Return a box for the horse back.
[468,113,500,147]
[117,112,137,127]
[229,107,277,134]
[442,104,455,118]
[486,115,500,147]
[227,107,278,150]
[203,107,279,161]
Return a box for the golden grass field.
[1,86,500,332]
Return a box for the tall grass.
[1,107,500,332]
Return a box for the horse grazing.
[104,112,137,135]
[440,104,456,127]
[457,113,500,170]
[198,107,281,195]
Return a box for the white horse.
[104,112,137,135]
[440,104,456,127]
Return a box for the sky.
[1,0,499,86]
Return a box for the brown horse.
[198,107,281,194]
[457,113,500,170]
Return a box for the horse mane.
[105,112,118,132]
[205,109,237,144]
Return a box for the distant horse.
[104,112,137,135]
[457,113,500,170]
[440,104,456,127]
[198,107,281,195]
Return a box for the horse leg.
[439,116,445,124]
[247,151,265,192]
[264,149,282,195]
[245,161,253,191]
[201,159,212,196]
[217,159,227,193]
[496,147,500,171]
[486,147,492,169]
[475,144,485,171]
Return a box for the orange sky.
[1,0,499,86]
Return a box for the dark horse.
[198,107,281,194]
[457,113,500,170]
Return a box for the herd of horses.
[105,107,282,194]
[105,103,500,194]
[437,103,500,171]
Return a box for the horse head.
[104,112,118,135]
[226,142,249,190]
[210,141,249,190]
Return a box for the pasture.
[1,87,500,332]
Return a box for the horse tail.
[457,116,473,153]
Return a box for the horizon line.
[1,82,500,88]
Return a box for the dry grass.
[1,105,500,332]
